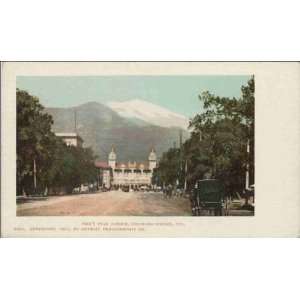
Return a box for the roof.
[115,162,149,169]
[55,132,83,142]
[95,161,111,169]
[95,161,153,170]
[55,132,78,137]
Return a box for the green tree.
[156,76,254,196]
[17,89,98,195]
[43,137,98,193]
[155,147,184,187]
[17,89,57,195]
[188,76,254,195]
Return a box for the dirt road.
[17,191,192,216]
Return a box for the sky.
[17,75,251,118]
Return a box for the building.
[55,132,83,147]
[95,147,157,189]
[94,161,112,189]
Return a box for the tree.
[17,89,57,195]
[41,136,98,193]
[17,89,99,196]
[156,76,255,197]
[187,76,254,195]
[156,147,184,187]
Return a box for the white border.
[1,62,300,237]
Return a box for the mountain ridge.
[45,101,189,162]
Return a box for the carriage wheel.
[214,207,222,216]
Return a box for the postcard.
[1,62,299,237]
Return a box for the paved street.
[17,191,192,216]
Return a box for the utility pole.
[179,129,182,148]
[74,109,77,133]
[33,158,37,193]
[245,139,250,190]
[245,120,251,190]
[184,159,188,191]
[179,129,183,166]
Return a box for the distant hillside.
[45,102,189,162]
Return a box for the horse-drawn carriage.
[190,179,224,216]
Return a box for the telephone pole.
[33,158,37,193]
[179,129,182,148]
[245,139,250,190]
[74,109,77,133]
[184,159,188,191]
[245,120,251,190]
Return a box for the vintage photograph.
[16,75,254,217]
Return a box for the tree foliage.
[17,89,98,195]
[155,76,255,196]
[155,148,183,186]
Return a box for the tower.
[108,146,116,169]
[148,148,157,170]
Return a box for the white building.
[55,132,83,147]
[94,161,112,189]
[96,147,157,189]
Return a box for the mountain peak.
[107,99,189,130]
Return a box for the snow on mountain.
[107,99,189,130]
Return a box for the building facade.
[55,132,83,147]
[96,147,157,189]
[94,162,112,189]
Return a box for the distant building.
[94,161,112,189]
[55,132,83,147]
[95,147,157,189]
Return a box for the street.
[17,190,254,217]
[17,191,192,216]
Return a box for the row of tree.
[17,89,98,196]
[154,77,254,196]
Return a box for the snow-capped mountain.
[107,99,189,130]
[46,101,190,162]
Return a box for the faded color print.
[16,75,254,217]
